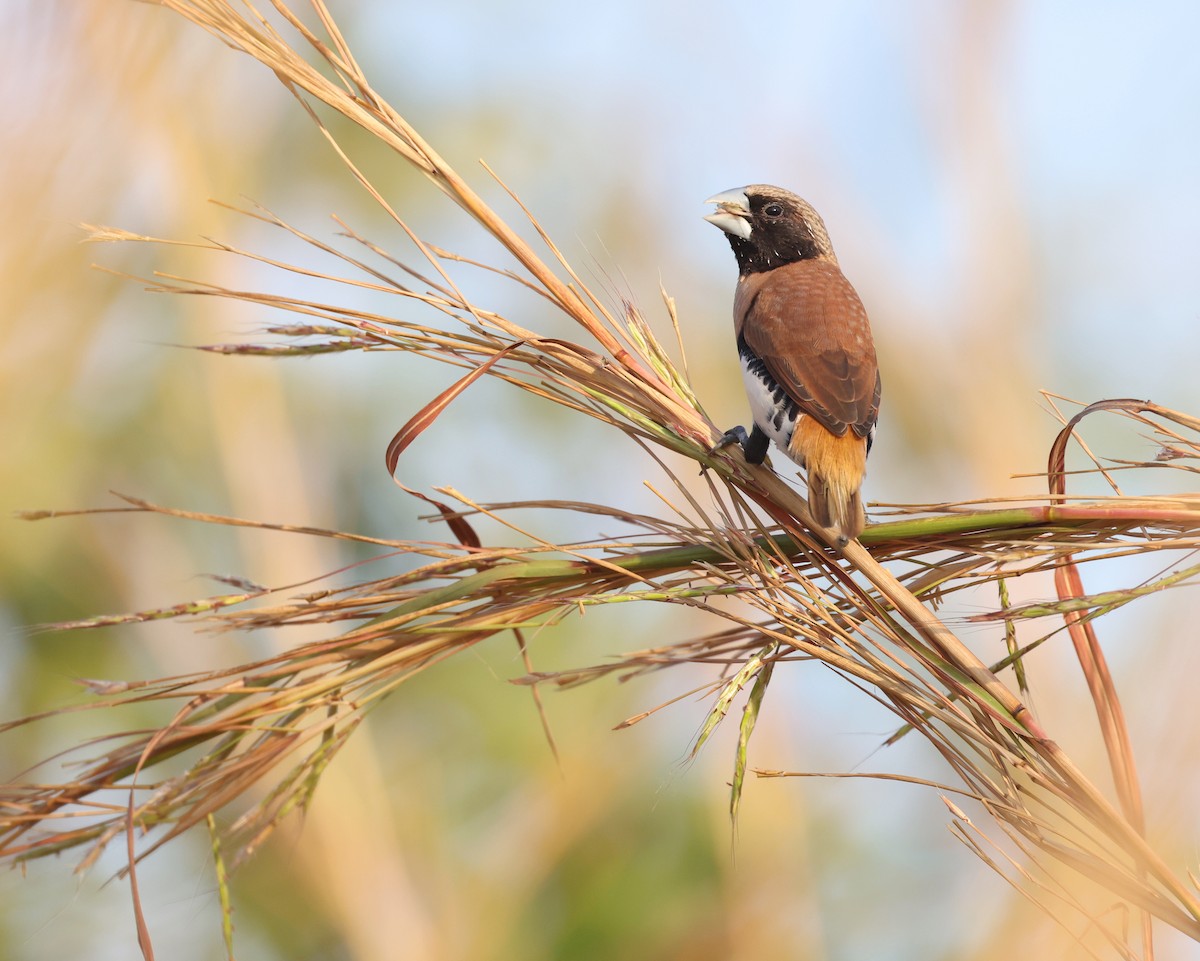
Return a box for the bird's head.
[704,185,837,274]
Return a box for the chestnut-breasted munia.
[705,185,881,545]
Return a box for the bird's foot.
[710,425,750,454]
[710,424,770,464]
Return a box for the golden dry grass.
[4,3,1200,960]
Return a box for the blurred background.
[3,1,1199,959]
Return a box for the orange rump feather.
[789,417,868,543]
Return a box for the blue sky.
[338,0,1200,406]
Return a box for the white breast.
[739,352,804,467]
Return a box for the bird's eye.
[763,202,784,218]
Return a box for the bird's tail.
[790,418,868,546]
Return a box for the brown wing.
[734,260,879,438]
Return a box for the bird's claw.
[709,426,749,454]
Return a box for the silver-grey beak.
[703,188,753,241]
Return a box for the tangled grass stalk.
[5,2,1200,958]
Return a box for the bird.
[704,184,881,545]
